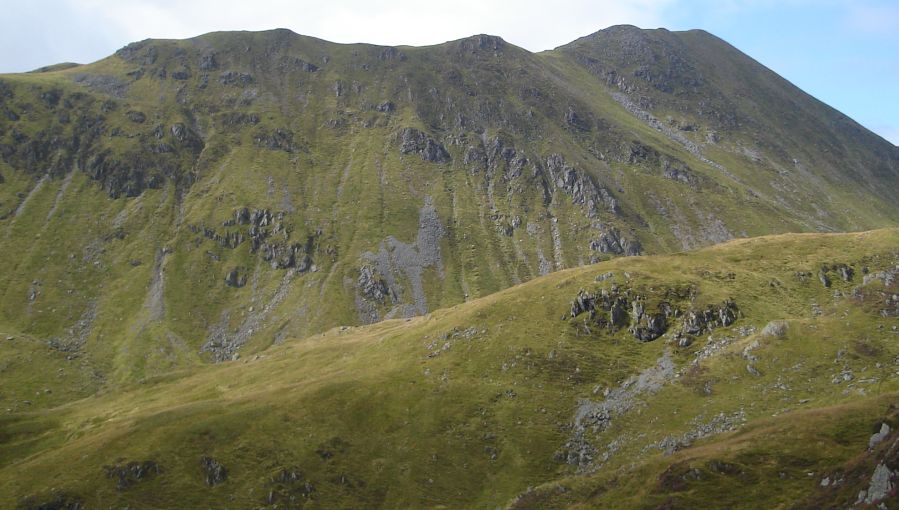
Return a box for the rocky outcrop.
[194,207,317,273]
[399,127,450,163]
[191,224,244,249]
[265,467,316,506]
[862,265,898,287]
[103,460,162,490]
[817,263,855,288]
[169,123,203,152]
[126,110,146,123]
[869,423,891,450]
[661,156,698,186]
[200,456,227,486]
[0,84,203,198]
[218,112,260,126]
[544,154,619,218]
[858,463,895,505]
[19,492,84,510]
[254,128,297,152]
[456,34,506,55]
[375,101,395,113]
[570,287,631,331]
[590,227,642,256]
[219,71,254,86]
[630,300,670,342]
[224,268,247,288]
[570,284,737,343]
[570,286,680,341]
[680,300,739,336]
[358,265,393,302]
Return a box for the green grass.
[1,229,897,508]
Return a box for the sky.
[1,0,896,145]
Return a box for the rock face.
[193,207,317,273]
[590,227,642,256]
[399,127,450,163]
[544,154,618,218]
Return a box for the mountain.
[0,25,898,506]
[1,26,896,391]
[2,229,898,508]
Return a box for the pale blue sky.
[1,0,896,145]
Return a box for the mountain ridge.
[0,24,896,384]
[1,24,898,507]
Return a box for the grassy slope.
[1,229,897,508]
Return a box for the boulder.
[869,422,891,449]
[761,320,787,338]
[224,268,247,288]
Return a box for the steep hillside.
[1,229,897,508]
[0,26,896,389]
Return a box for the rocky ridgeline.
[569,282,738,343]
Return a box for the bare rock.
[868,422,891,450]
[399,127,450,163]
[224,268,247,288]
[860,463,895,505]
[200,456,227,486]
[590,227,641,256]
[761,320,787,338]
